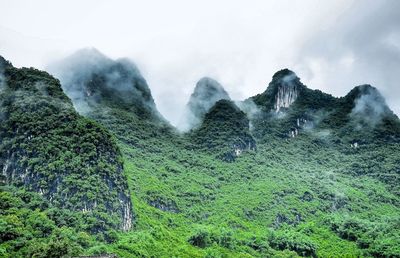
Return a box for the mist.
[48,48,158,116]
[179,77,230,131]
[350,87,389,128]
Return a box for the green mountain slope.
[49,48,174,149]
[251,69,400,142]
[1,52,399,257]
[249,69,400,192]
[0,56,133,235]
[191,99,256,161]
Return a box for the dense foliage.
[191,99,256,161]
[1,54,399,257]
[0,57,132,237]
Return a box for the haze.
[0,0,399,125]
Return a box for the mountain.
[180,77,230,131]
[249,69,400,191]
[250,69,400,144]
[49,48,174,149]
[1,54,400,258]
[191,99,256,161]
[49,48,159,119]
[0,56,133,233]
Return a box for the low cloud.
[1,0,399,122]
[235,99,261,120]
[178,77,230,132]
[350,87,389,128]
[48,48,157,116]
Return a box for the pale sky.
[0,0,399,125]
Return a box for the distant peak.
[190,77,230,103]
[194,77,228,94]
[198,76,218,83]
[353,84,377,94]
[55,48,113,71]
[48,49,160,118]
[73,47,107,58]
[270,69,301,112]
[272,69,298,81]
[179,77,231,131]
[346,84,383,101]
[0,55,13,69]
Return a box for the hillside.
[0,55,133,256]
[1,53,399,257]
[191,99,256,161]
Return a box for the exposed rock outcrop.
[274,77,299,112]
[251,69,303,113]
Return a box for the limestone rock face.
[251,69,303,113]
[274,80,299,112]
[273,71,300,112]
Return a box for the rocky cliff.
[0,56,133,232]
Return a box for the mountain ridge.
[1,52,399,257]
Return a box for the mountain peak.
[179,77,230,131]
[271,68,298,81]
[345,84,388,109]
[0,55,12,70]
[192,99,256,161]
[251,69,305,112]
[269,69,302,112]
[49,49,159,118]
[71,47,109,59]
[192,77,230,99]
[346,84,394,127]
[350,84,379,97]
[60,48,113,71]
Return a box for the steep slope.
[191,99,256,161]
[2,55,400,257]
[0,56,133,232]
[50,48,158,118]
[250,69,400,144]
[252,69,307,112]
[249,69,400,192]
[49,49,173,149]
[180,77,230,131]
[327,85,400,143]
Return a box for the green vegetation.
[1,55,399,257]
[191,99,256,161]
[0,57,132,237]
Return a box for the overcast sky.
[0,0,399,125]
